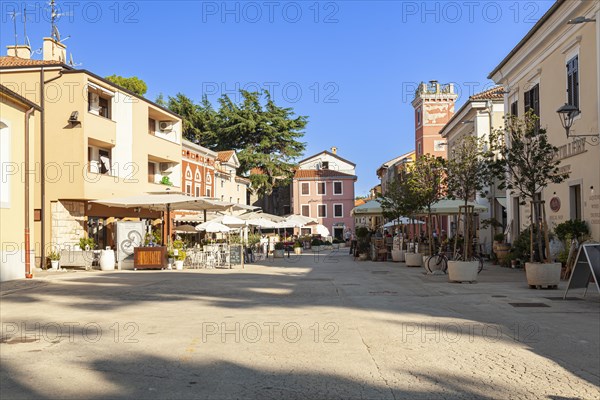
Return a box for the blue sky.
[1,0,554,195]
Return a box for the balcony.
[85,111,116,146]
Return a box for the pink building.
[292,148,357,240]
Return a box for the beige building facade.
[0,85,40,281]
[214,151,250,205]
[489,0,600,242]
[1,38,183,265]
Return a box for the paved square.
[1,252,599,399]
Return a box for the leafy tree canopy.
[105,75,148,96]
[159,90,307,196]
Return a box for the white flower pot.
[391,250,404,262]
[99,250,115,271]
[175,260,184,270]
[274,249,285,258]
[448,261,479,283]
[405,253,422,267]
[294,247,302,255]
[50,260,59,270]
[525,262,561,288]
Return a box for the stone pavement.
[1,251,599,399]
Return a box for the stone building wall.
[51,200,86,249]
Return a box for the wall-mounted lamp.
[557,103,599,145]
[68,111,80,126]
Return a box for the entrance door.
[333,227,344,241]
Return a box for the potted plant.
[48,251,61,270]
[311,238,322,252]
[554,219,590,279]
[170,240,186,270]
[489,112,569,288]
[293,241,303,255]
[274,242,285,258]
[174,250,186,270]
[492,233,510,265]
[445,135,489,282]
[357,241,369,261]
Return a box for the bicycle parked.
[425,240,484,274]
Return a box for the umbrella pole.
[167,203,171,248]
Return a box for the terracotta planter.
[405,253,422,267]
[448,261,479,283]
[495,243,511,263]
[273,249,285,258]
[525,262,561,289]
[294,247,302,255]
[391,250,404,262]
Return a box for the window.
[186,183,192,195]
[206,188,211,197]
[318,204,327,218]
[229,197,232,203]
[148,118,156,135]
[148,162,156,183]
[417,142,422,156]
[237,184,240,192]
[88,146,111,175]
[333,181,343,195]
[301,182,310,195]
[321,161,329,170]
[88,91,111,119]
[334,204,343,218]
[510,100,518,116]
[301,228,312,236]
[570,184,581,220]
[416,107,421,125]
[317,182,326,195]
[221,180,224,188]
[524,84,540,117]
[221,195,224,201]
[206,173,212,184]
[195,186,200,197]
[237,198,240,204]
[301,204,310,217]
[567,55,579,110]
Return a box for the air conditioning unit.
[160,162,172,174]
[159,121,173,132]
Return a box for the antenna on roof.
[68,53,81,67]
[49,0,73,43]
[23,6,31,48]
[8,10,19,51]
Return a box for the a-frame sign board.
[563,244,600,299]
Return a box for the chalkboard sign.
[563,244,600,299]
[229,245,244,268]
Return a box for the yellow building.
[0,38,182,267]
[489,0,600,242]
[0,85,40,281]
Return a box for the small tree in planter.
[379,177,418,262]
[554,219,590,278]
[355,227,369,260]
[488,111,569,288]
[274,242,285,258]
[446,135,490,281]
[409,155,446,258]
[293,241,303,255]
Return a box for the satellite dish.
[52,25,61,41]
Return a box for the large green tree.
[105,75,148,96]
[161,90,307,196]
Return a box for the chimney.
[331,146,337,155]
[43,37,66,62]
[6,45,31,59]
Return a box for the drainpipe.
[40,67,46,267]
[24,106,35,277]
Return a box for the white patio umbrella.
[238,211,285,223]
[315,224,330,237]
[211,215,246,227]
[245,217,279,229]
[284,214,318,226]
[383,217,425,228]
[195,220,231,233]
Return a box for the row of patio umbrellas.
[175,213,324,234]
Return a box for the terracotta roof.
[217,150,235,162]
[0,56,66,68]
[469,86,504,101]
[354,199,367,207]
[294,169,355,179]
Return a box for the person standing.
[349,231,357,255]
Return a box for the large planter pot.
[358,253,368,261]
[339,243,346,249]
[333,243,340,250]
[312,246,321,252]
[50,260,59,270]
[391,249,404,262]
[174,260,184,270]
[495,243,511,263]
[448,261,479,283]
[405,253,422,267]
[294,247,302,255]
[273,249,285,258]
[99,250,115,271]
[525,262,561,289]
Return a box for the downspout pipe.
[24,106,35,277]
[40,67,46,268]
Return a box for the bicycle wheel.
[427,254,447,274]
[424,255,433,274]
[476,256,484,273]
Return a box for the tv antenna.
[8,10,19,51]
[68,53,81,67]
[49,0,73,42]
